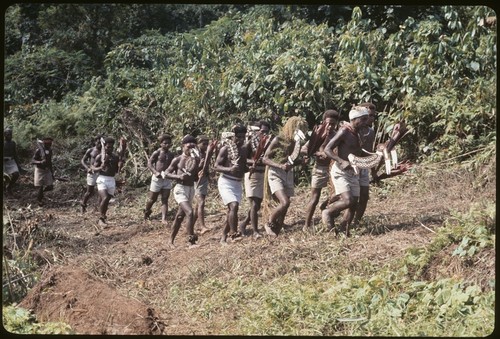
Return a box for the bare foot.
[230,232,243,242]
[264,223,278,237]
[198,227,210,235]
[252,231,263,239]
[321,210,332,228]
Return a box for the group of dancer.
[4,103,388,248]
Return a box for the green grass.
[152,202,495,336]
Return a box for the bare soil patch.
[3,161,495,335]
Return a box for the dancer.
[80,135,103,212]
[32,137,55,205]
[164,135,200,247]
[262,116,308,236]
[214,124,249,243]
[92,137,127,226]
[239,120,272,238]
[194,135,217,235]
[144,134,175,225]
[301,110,339,232]
[323,106,370,235]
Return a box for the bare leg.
[6,172,19,194]
[37,186,44,204]
[221,217,230,243]
[339,199,358,236]
[265,189,290,236]
[98,189,112,224]
[304,187,321,230]
[160,189,170,224]
[321,191,354,231]
[238,207,251,235]
[353,186,369,226]
[250,197,262,237]
[194,194,209,233]
[170,206,186,245]
[81,185,95,212]
[144,191,160,220]
[227,201,241,240]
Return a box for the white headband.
[349,107,369,120]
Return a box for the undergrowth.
[157,202,495,336]
[2,305,73,334]
[2,158,495,335]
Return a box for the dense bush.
[4,5,496,183]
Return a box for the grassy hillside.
[2,156,495,335]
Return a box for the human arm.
[147,150,161,177]
[164,156,187,181]
[31,149,45,165]
[81,148,93,173]
[324,129,351,170]
[90,154,102,171]
[213,145,238,175]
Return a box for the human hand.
[229,164,239,174]
[339,159,351,171]
[315,151,327,161]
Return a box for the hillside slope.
[4,160,496,335]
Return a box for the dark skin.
[301,116,337,231]
[80,138,102,212]
[213,132,249,243]
[164,141,200,246]
[31,140,54,203]
[261,136,295,236]
[238,123,270,238]
[3,130,25,194]
[144,137,175,224]
[352,108,377,226]
[323,114,370,234]
[193,139,217,234]
[91,141,121,222]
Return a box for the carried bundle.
[346,114,410,176]
[220,131,240,166]
[249,133,273,178]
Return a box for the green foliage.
[4,5,496,184]
[2,305,73,334]
[2,256,40,304]
[4,46,93,105]
[447,203,495,258]
[401,202,495,279]
[157,203,494,336]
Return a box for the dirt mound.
[18,265,165,335]
[5,159,495,334]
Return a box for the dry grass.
[3,158,495,335]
